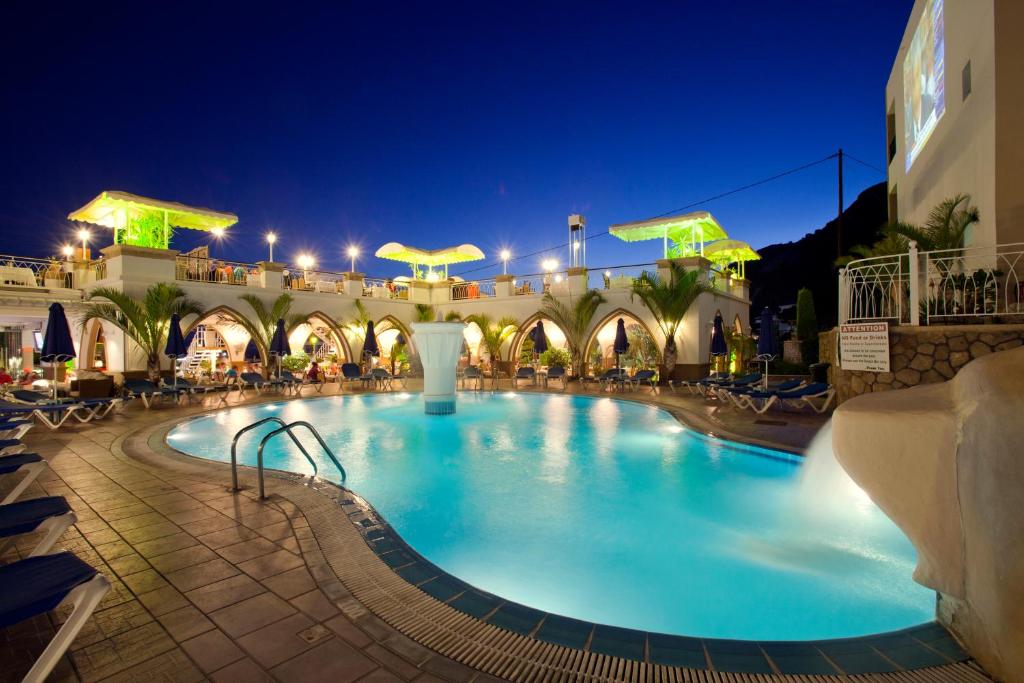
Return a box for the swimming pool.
[167,392,934,641]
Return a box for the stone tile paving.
[0,381,832,682]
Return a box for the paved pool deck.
[0,381,992,682]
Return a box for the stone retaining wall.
[820,324,1024,404]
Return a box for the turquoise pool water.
[167,392,934,641]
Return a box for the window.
[962,60,971,101]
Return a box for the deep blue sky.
[1,2,911,278]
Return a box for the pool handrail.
[254,420,347,499]
[230,416,322,492]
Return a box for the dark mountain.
[745,181,888,329]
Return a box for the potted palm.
[630,262,713,381]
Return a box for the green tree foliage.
[539,347,570,368]
[796,288,819,364]
[539,290,606,377]
[466,314,518,374]
[630,263,713,371]
[237,293,307,368]
[83,283,202,379]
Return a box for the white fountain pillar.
[411,321,466,415]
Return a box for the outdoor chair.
[460,366,483,390]
[0,495,77,558]
[743,382,836,414]
[238,372,270,397]
[0,553,111,683]
[670,374,722,394]
[514,367,536,388]
[123,379,181,408]
[8,389,56,404]
[0,452,49,504]
[0,401,90,430]
[0,417,33,441]
[298,370,327,395]
[597,368,628,391]
[0,437,27,456]
[702,372,761,397]
[545,366,567,390]
[340,363,362,389]
[719,378,803,409]
[626,369,657,392]
[170,377,231,405]
[370,368,393,391]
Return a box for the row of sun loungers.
[0,417,111,682]
[667,372,835,414]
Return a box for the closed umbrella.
[363,321,380,358]
[532,322,549,359]
[164,313,188,390]
[756,307,778,388]
[243,339,261,364]
[41,302,76,402]
[613,318,629,371]
[269,319,290,378]
[710,312,728,375]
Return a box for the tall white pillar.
[411,322,466,415]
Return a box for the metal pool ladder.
[230,417,346,499]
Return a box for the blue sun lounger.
[0,553,110,683]
[0,452,49,505]
[719,378,804,409]
[514,367,536,388]
[626,369,658,392]
[0,401,90,430]
[742,382,836,414]
[123,379,182,408]
[0,496,77,558]
[545,365,567,389]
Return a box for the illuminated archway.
[509,313,569,365]
[373,316,414,373]
[462,319,483,365]
[583,309,661,373]
[182,305,255,366]
[80,319,108,370]
[287,312,352,364]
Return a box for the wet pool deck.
[0,381,992,682]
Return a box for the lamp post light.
[211,227,226,240]
[500,249,511,275]
[347,246,359,273]
[542,258,558,273]
[77,229,90,260]
[61,244,74,260]
[266,232,276,261]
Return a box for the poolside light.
[61,244,74,259]
[266,232,277,261]
[347,246,360,273]
[542,258,558,273]
[500,249,511,274]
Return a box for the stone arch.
[79,319,109,370]
[732,313,744,335]
[287,311,352,362]
[508,312,571,364]
[583,308,662,372]
[182,305,257,364]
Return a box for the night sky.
[1,2,912,278]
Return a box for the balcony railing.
[363,278,409,299]
[0,255,77,290]
[284,268,344,293]
[840,242,1024,325]
[176,256,262,287]
[588,263,656,291]
[451,279,495,300]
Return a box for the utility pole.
[837,147,844,260]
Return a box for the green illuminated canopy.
[375,242,485,267]
[703,239,760,264]
[609,211,728,258]
[68,190,238,249]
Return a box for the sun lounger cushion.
[10,390,51,403]
[0,553,97,627]
[0,496,70,537]
[0,438,22,449]
[0,452,43,475]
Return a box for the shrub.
[796,288,819,364]
[281,351,310,372]
[539,348,570,368]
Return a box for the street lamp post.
[266,232,276,261]
[500,249,511,275]
[347,246,359,273]
[77,229,90,260]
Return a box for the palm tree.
[539,290,606,377]
[466,314,518,379]
[414,304,435,322]
[885,194,979,252]
[237,293,307,370]
[83,283,202,380]
[835,233,909,267]
[629,262,713,376]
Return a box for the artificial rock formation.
[832,345,1024,681]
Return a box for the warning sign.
[839,322,890,372]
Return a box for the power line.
[452,152,839,277]
[843,152,886,175]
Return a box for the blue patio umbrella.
[532,322,549,357]
[269,319,290,377]
[710,312,728,374]
[243,339,261,364]
[756,307,778,387]
[363,321,380,358]
[164,313,188,390]
[41,302,76,401]
[183,328,197,351]
[613,318,629,370]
